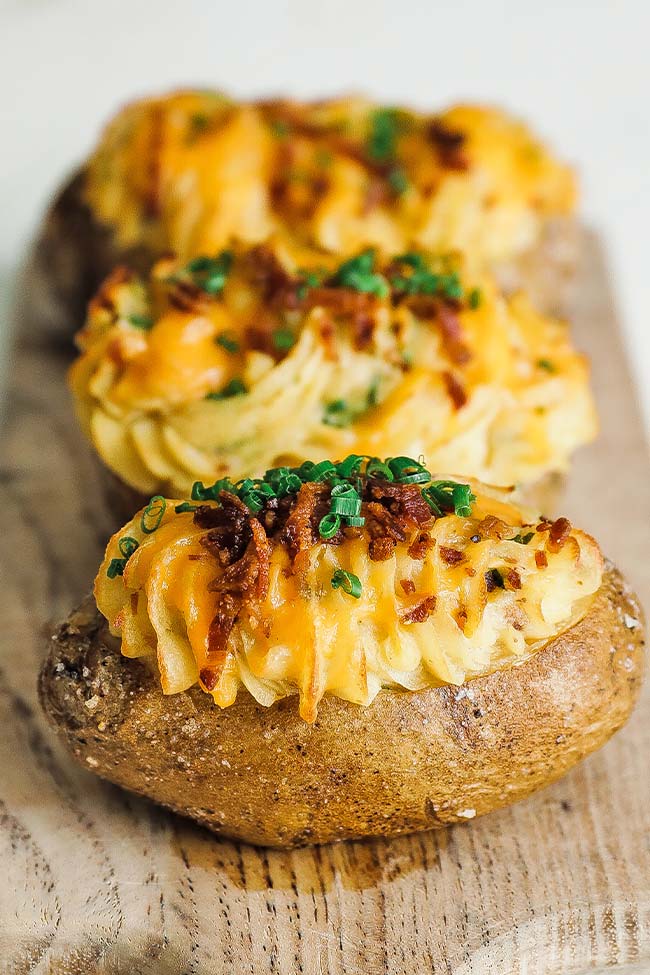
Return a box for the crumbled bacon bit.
[353,312,375,349]
[280,482,333,565]
[363,177,388,215]
[200,668,219,691]
[439,546,465,566]
[369,536,396,562]
[401,595,436,624]
[428,120,469,170]
[478,516,509,540]
[197,493,251,566]
[506,568,522,590]
[465,567,476,577]
[547,517,572,553]
[535,550,548,569]
[443,371,468,410]
[437,303,472,365]
[536,519,553,533]
[408,530,434,560]
[367,482,432,526]
[400,579,416,594]
[305,287,376,316]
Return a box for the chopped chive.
[513,531,535,544]
[174,502,199,513]
[270,119,290,138]
[127,314,154,330]
[335,455,366,477]
[107,558,126,579]
[319,512,341,539]
[304,460,338,482]
[215,332,240,354]
[537,358,555,372]
[205,378,248,400]
[468,288,482,309]
[331,569,362,598]
[141,496,166,534]
[388,456,430,484]
[422,480,476,518]
[323,399,352,427]
[330,249,389,298]
[118,536,139,558]
[387,167,409,195]
[273,328,296,351]
[172,250,233,295]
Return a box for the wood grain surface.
[1,231,648,974]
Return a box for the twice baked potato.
[39,456,644,847]
[29,91,578,341]
[69,246,596,522]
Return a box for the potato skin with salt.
[39,565,644,848]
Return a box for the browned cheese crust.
[38,565,644,847]
[25,171,578,344]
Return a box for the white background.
[1,0,649,434]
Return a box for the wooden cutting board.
[1,230,648,974]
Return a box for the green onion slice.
[318,513,341,539]
[331,569,362,598]
[141,496,166,534]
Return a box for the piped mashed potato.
[94,460,603,722]
[70,246,596,497]
[84,90,576,271]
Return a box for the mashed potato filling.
[70,247,596,497]
[94,465,603,722]
[85,91,575,271]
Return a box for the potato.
[26,170,578,344]
[38,565,644,848]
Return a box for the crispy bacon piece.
[443,371,468,410]
[400,579,416,594]
[304,287,376,316]
[437,303,472,365]
[439,546,465,566]
[199,667,219,691]
[408,530,434,560]
[197,493,251,566]
[206,515,271,666]
[428,120,469,171]
[369,537,396,562]
[280,482,333,565]
[547,517,572,553]
[401,595,437,624]
[535,550,548,569]
[367,482,432,526]
[478,515,509,540]
[506,568,522,590]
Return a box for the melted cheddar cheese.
[69,248,597,497]
[94,481,603,721]
[85,91,575,271]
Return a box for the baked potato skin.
[39,565,644,848]
[28,170,578,344]
[24,171,151,346]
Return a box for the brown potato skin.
[38,565,644,848]
[23,170,152,346]
[26,170,578,345]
